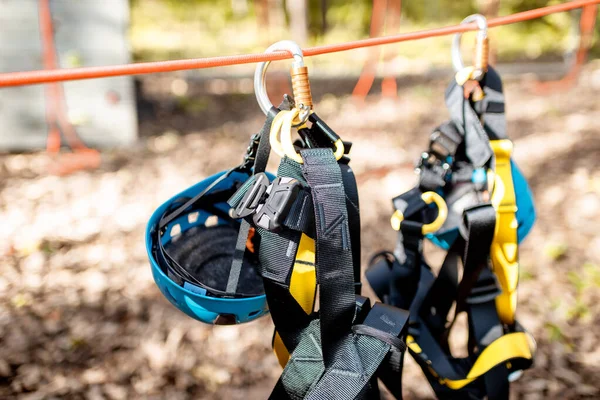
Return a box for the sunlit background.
[0,1,599,399]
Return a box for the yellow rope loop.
[270,108,344,164]
[280,108,304,163]
[269,110,290,158]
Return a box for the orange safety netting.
[0,0,598,88]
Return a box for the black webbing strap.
[282,189,315,235]
[226,101,289,295]
[339,162,362,293]
[465,267,509,400]
[419,239,463,337]
[453,204,497,316]
[255,103,290,173]
[300,148,355,366]
[225,221,251,294]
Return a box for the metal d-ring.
[254,40,305,116]
[451,14,488,74]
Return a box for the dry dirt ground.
[1,65,599,399]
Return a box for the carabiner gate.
[452,14,489,81]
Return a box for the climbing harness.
[146,39,411,398]
[228,41,413,399]
[366,15,537,399]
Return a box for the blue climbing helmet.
[145,169,272,325]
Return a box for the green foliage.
[567,270,586,294]
[519,268,535,282]
[130,0,600,64]
[583,262,600,288]
[567,300,590,320]
[544,242,568,260]
[544,322,565,343]
[402,0,476,23]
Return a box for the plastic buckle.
[253,177,301,231]
[416,151,451,183]
[429,128,460,159]
[231,172,301,231]
[231,173,271,219]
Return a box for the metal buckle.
[231,173,301,232]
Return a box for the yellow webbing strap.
[273,234,317,367]
[489,139,519,325]
[406,332,536,390]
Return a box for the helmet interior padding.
[166,224,264,296]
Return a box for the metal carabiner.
[452,14,489,81]
[254,40,311,121]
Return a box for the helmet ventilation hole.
[188,212,199,224]
[205,215,218,227]
[170,224,181,237]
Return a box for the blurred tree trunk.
[286,0,308,45]
[270,0,287,32]
[321,0,328,35]
[257,0,287,45]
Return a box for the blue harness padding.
[512,160,536,242]
[146,170,274,324]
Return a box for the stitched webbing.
[301,148,356,366]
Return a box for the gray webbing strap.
[226,99,292,295]
[477,67,508,141]
[225,110,278,295]
[445,80,493,168]
[300,148,355,367]
[272,303,408,400]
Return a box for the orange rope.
[0,0,598,88]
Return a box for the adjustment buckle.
[415,151,451,183]
[231,172,301,232]
[429,127,460,159]
[466,278,501,305]
[231,173,271,219]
